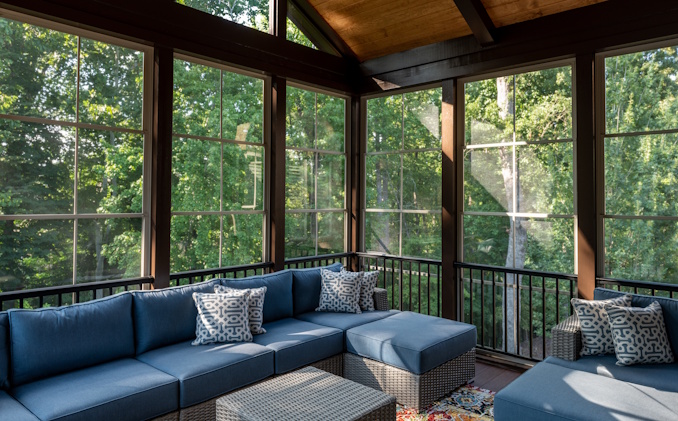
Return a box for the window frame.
[170,53,271,271]
[0,10,154,284]
[457,59,577,273]
[361,83,443,259]
[285,81,349,258]
[595,39,678,280]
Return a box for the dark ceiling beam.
[453,0,496,46]
[360,0,678,93]
[288,0,357,60]
[287,1,340,57]
[0,0,357,93]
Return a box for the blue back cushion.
[595,287,678,353]
[0,313,8,389]
[133,279,221,354]
[8,293,135,386]
[291,263,343,315]
[222,271,293,323]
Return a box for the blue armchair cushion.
[11,358,178,421]
[221,271,293,323]
[595,287,678,354]
[136,340,274,408]
[132,279,221,354]
[8,293,135,386]
[291,263,343,315]
[0,390,39,421]
[345,311,476,374]
[0,312,9,389]
[253,318,343,374]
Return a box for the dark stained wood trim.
[289,0,355,60]
[0,0,356,92]
[270,76,287,271]
[272,0,287,38]
[441,79,457,320]
[288,0,339,57]
[575,53,596,300]
[453,0,496,46]
[361,0,678,93]
[349,95,361,271]
[150,45,173,289]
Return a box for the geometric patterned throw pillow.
[606,301,675,366]
[571,295,632,356]
[214,284,267,334]
[316,269,362,314]
[192,291,252,345]
[341,268,379,311]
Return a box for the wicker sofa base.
[151,411,179,421]
[343,348,476,410]
[177,354,343,421]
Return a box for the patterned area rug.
[396,385,495,421]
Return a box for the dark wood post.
[270,76,287,271]
[575,53,597,299]
[349,95,361,271]
[441,79,458,320]
[150,45,173,289]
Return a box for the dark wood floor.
[470,361,525,392]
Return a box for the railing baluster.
[418,262,421,314]
[504,271,508,352]
[529,275,533,360]
[542,277,547,359]
[492,270,496,350]
[469,268,473,326]
[480,270,485,348]
[427,264,431,315]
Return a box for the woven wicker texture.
[178,354,345,421]
[216,366,396,421]
[373,288,388,311]
[551,314,582,361]
[343,348,476,410]
[151,412,179,421]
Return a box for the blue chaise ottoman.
[343,311,477,409]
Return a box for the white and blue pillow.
[571,295,632,356]
[606,301,674,366]
[214,284,267,334]
[316,269,362,314]
[192,291,252,345]
[341,268,380,311]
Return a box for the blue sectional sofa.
[494,288,678,421]
[0,263,476,420]
[0,263,397,421]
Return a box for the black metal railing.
[455,262,578,362]
[596,277,678,298]
[169,262,274,286]
[356,252,442,317]
[0,277,153,311]
[284,252,353,269]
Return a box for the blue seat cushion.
[296,310,398,337]
[132,279,222,354]
[494,361,678,421]
[290,263,343,315]
[253,318,343,374]
[8,293,135,386]
[136,340,274,408]
[595,287,678,354]
[0,390,38,421]
[11,358,178,421]
[544,356,678,392]
[0,312,9,389]
[345,311,476,374]
[221,271,293,323]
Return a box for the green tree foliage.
[176,0,270,32]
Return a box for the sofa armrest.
[373,288,389,311]
[551,314,582,361]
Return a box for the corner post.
[441,79,458,320]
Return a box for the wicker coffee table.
[216,366,396,421]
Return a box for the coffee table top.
[216,366,396,421]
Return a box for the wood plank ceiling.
[307,0,607,61]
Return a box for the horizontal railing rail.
[0,276,153,310]
[596,277,678,298]
[455,262,578,362]
[356,252,442,317]
[169,262,274,286]
[284,252,353,269]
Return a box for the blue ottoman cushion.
[11,358,178,421]
[254,318,343,374]
[136,340,274,408]
[0,390,38,421]
[345,311,476,374]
